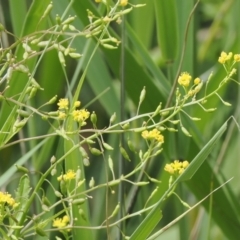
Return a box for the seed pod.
[86,139,95,144]
[103,142,114,151]
[58,51,66,67]
[83,158,90,166]
[51,168,57,176]
[111,203,120,217]
[120,7,133,15]
[23,52,28,60]
[53,43,66,52]
[62,16,76,25]
[122,123,129,130]
[79,146,88,158]
[72,198,86,206]
[127,139,136,153]
[139,86,146,105]
[17,109,31,118]
[42,204,50,212]
[110,112,116,124]
[54,190,62,198]
[15,165,29,173]
[89,177,95,188]
[108,155,114,172]
[29,87,38,99]
[90,111,97,127]
[48,111,59,116]
[160,111,169,117]
[48,95,58,104]
[102,44,117,49]
[60,180,67,195]
[42,2,53,18]
[134,181,149,186]
[69,24,77,31]
[152,103,162,117]
[68,53,82,59]
[181,126,192,137]
[36,227,47,237]
[15,64,29,73]
[89,147,102,156]
[14,118,28,128]
[56,14,61,25]
[79,209,87,221]
[120,146,131,161]
[22,43,32,52]
[167,127,178,132]
[37,40,51,47]
[42,196,51,207]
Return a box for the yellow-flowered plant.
[0,0,239,238]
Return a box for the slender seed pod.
[120,146,131,161]
[58,51,66,67]
[110,112,116,124]
[90,111,97,127]
[89,177,95,188]
[111,203,120,217]
[36,227,47,237]
[62,16,76,25]
[48,95,58,104]
[42,2,53,19]
[15,165,29,173]
[139,86,146,105]
[17,109,31,118]
[89,147,102,156]
[103,142,114,151]
[181,126,192,137]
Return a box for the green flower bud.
[89,177,95,188]
[17,109,31,118]
[62,16,76,25]
[42,2,53,18]
[48,95,58,104]
[36,227,47,237]
[72,198,86,206]
[58,51,66,67]
[110,112,116,124]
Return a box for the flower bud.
[103,142,114,151]
[89,177,95,188]
[89,147,102,156]
[120,146,131,161]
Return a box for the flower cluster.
[57,98,90,126]
[142,128,164,143]
[178,72,192,87]
[218,51,240,64]
[52,215,70,229]
[164,160,189,175]
[0,191,18,208]
[57,169,76,182]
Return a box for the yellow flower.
[164,160,189,175]
[74,101,81,108]
[194,77,201,85]
[178,72,192,87]
[141,129,164,143]
[53,215,70,228]
[58,111,67,120]
[234,54,240,62]
[218,51,232,64]
[95,0,101,3]
[57,170,76,181]
[65,169,76,180]
[0,192,16,207]
[120,0,128,6]
[72,109,90,123]
[57,98,69,110]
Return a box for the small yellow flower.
[194,77,201,85]
[74,101,81,108]
[0,192,16,207]
[58,111,67,120]
[164,164,174,174]
[218,51,232,64]
[234,54,240,62]
[57,98,69,110]
[65,169,76,180]
[178,72,192,87]
[120,0,128,7]
[57,170,76,181]
[53,215,70,228]
[141,129,164,143]
[164,160,189,175]
[72,109,90,123]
